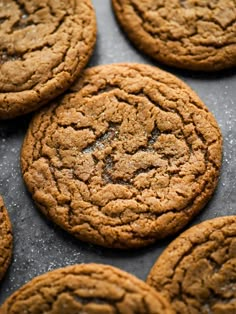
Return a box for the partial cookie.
[147,216,236,314]
[0,196,13,281]
[112,0,236,71]
[0,0,96,119]
[21,63,222,248]
[1,263,174,313]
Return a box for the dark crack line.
[127,0,236,50]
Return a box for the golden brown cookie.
[21,63,222,248]
[1,263,174,313]
[147,216,236,314]
[0,196,13,281]
[0,0,96,119]
[112,0,236,71]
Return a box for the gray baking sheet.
[0,0,236,303]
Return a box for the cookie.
[112,0,236,71]
[147,216,236,314]
[1,263,174,313]
[0,0,96,119]
[0,196,13,281]
[21,63,222,249]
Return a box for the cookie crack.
[124,0,236,56]
[163,232,235,286]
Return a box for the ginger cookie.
[21,63,222,249]
[0,196,13,281]
[1,263,174,313]
[112,0,236,71]
[0,0,96,119]
[147,216,236,314]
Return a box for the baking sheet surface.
[0,0,236,303]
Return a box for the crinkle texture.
[147,216,236,314]
[21,63,222,248]
[0,196,13,282]
[0,263,174,314]
[0,0,96,119]
[112,0,236,71]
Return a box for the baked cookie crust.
[21,63,222,248]
[112,0,236,71]
[0,0,96,119]
[1,263,174,313]
[0,196,13,282]
[147,216,236,314]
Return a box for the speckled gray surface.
[0,0,236,304]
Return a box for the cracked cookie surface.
[112,0,236,71]
[21,63,222,248]
[147,216,236,314]
[0,0,96,119]
[0,263,174,313]
[0,196,13,282]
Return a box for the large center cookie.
[1,263,174,313]
[147,216,236,314]
[112,0,236,71]
[21,63,222,248]
[0,0,96,119]
[0,196,13,281]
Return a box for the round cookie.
[147,216,236,314]
[1,263,174,313]
[0,0,96,119]
[0,196,13,281]
[112,0,236,71]
[21,63,222,249]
